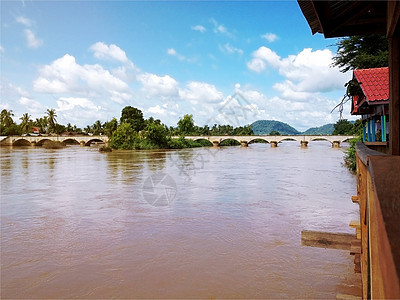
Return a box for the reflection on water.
[1,142,361,298]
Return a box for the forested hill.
[251,120,300,135]
[251,120,335,135]
[302,123,334,135]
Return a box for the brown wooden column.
[388,1,400,155]
[389,37,400,155]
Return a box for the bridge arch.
[277,137,298,143]
[192,138,213,146]
[61,138,80,145]
[248,138,269,144]
[219,137,241,146]
[36,138,53,146]
[12,138,31,146]
[84,138,106,146]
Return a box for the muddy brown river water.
[1,141,361,298]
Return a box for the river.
[1,141,361,298]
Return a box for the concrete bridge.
[0,135,109,147]
[177,135,356,148]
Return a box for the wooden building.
[298,1,400,299]
[350,67,389,143]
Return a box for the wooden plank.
[349,220,360,229]
[336,293,362,300]
[301,230,355,250]
[350,239,361,255]
[351,195,360,204]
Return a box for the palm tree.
[0,109,14,127]
[46,109,57,133]
[84,125,92,135]
[92,120,103,135]
[19,113,32,133]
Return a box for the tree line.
[0,106,254,149]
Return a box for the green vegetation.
[302,124,334,135]
[109,108,253,150]
[252,120,299,135]
[331,35,387,172]
[332,35,388,73]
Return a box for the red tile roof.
[353,67,389,102]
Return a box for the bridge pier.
[240,141,248,147]
[31,141,37,147]
[332,141,341,148]
[80,141,86,147]
[212,141,220,147]
[300,141,308,148]
[270,141,278,148]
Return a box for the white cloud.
[16,16,32,27]
[56,97,101,112]
[55,97,104,126]
[90,42,131,65]
[220,43,243,55]
[261,33,278,42]
[24,29,42,49]
[138,73,179,98]
[248,46,350,96]
[179,81,223,105]
[191,25,206,33]
[16,16,42,49]
[33,54,132,103]
[0,45,4,53]
[278,48,349,93]
[210,19,233,38]
[147,105,166,115]
[18,97,45,114]
[167,48,186,61]
[247,46,281,72]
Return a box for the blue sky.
[1,0,355,131]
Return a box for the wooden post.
[389,36,400,155]
[367,120,372,142]
[363,123,366,142]
[371,118,376,142]
[382,115,387,142]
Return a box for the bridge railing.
[355,142,400,298]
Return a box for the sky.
[0,0,357,131]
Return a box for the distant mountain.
[251,120,300,135]
[251,120,335,135]
[302,123,334,135]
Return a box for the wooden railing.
[355,142,400,299]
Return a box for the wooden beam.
[387,1,400,38]
[389,36,400,155]
[301,230,356,250]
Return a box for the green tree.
[92,120,103,135]
[177,114,195,135]
[46,108,57,133]
[104,118,118,137]
[84,125,92,135]
[0,109,14,128]
[19,113,32,133]
[333,119,354,135]
[332,35,388,73]
[66,123,73,132]
[109,122,138,149]
[120,106,145,132]
[34,117,48,134]
[143,122,170,148]
[269,130,281,136]
[352,119,363,135]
